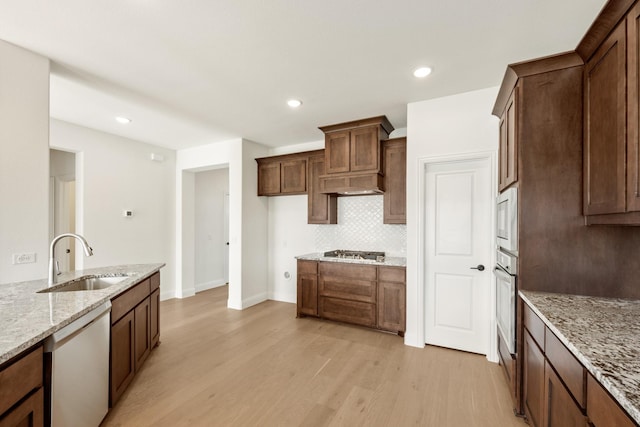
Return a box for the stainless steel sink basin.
[38,274,130,293]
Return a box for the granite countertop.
[519,290,640,425]
[0,263,164,365]
[295,253,406,267]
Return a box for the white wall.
[0,40,50,283]
[50,119,176,300]
[405,86,499,350]
[194,168,229,291]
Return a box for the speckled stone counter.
[520,290,640,425]
[295,253,406,267]
[0,263,164,365]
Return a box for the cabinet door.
[150,288,160,348]
[257,161,281,196]
[297,274,318,317]
[628,4,640,212]
[325,131,351,174]
[297,260,318,316]
[280,159,306,194]
[499,88,518,192]
[0,387,43,427]
[111,310,135,406]
[377,281,405,333]
[350,126,380,173]
[383,138,406,224]
[307,154,337,224]
[523,331,545,427]
[543,361,588,427]
[584,22,627,215]
[134,298,151,371]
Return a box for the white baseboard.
[268,291,295,304]
[241,291,268,309]
[195,279,227,293]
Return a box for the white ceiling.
[1,0,607,150]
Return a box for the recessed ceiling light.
[287,99,302,108]
[413,67,432,78]
[115,116,132,124]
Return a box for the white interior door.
[223,192,229,283]
[424,157,492,354]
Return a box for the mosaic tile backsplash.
[314,195,406,256]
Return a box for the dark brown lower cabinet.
[150,288,160,348]
[0,345,44,427]
[319,296,376,327]
[523,331,545,427]
[134,298,151,370]
[520,299,638,427]
[111,310,135,405]
[110,272,161,406]
[377,266,406,334]
[296,260,319,317]
[0,387,44,427]
[543,361,588,427]
[587,374,637,427]
[297,260,405,335]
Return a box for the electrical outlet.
[12,253,37,264]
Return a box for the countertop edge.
[0,263,165,365]
[519,290,640,425]
[295,253,406,267]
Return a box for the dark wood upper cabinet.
[256,154,307,196]
[581,2,640,224]
[320,116,393,176]
[307,152,337,224]
[498,88,519,192]
[383,137,406,224]
[584,21,627,216]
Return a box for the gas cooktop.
[323,250,385,262]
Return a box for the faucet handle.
[55,260,61,276]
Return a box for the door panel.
[425,158,492,354]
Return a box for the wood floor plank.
[101,286,526,427]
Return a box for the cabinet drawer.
[319,297,376,327]
[497,332,516,398]
[297,260,317,275]
[378,266,405,283]
[319,262,376,280]
[587,374,635,427]
[149,272,160,292]
[111,278,151,324]
[319,276,376,303]
[0,345,43,416]
[523,303,545,350]
[545,328,586,409]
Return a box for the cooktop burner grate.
[323,250,385,261]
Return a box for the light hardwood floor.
[101,286,527,427]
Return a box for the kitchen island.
[520,290,640,426]
[0,263,164,364]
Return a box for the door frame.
[416,150,498,362]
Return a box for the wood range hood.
[318,116,393,196]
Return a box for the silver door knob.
[470,265,485,271]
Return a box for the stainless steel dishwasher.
[44,301,111,427]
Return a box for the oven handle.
[493,265,514,280]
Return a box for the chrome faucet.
[48,233,93,286]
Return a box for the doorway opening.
[194,167,230,293]
[49,149,77,273]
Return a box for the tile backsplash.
[314,195,406,256]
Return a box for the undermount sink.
[38,274,130,293]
